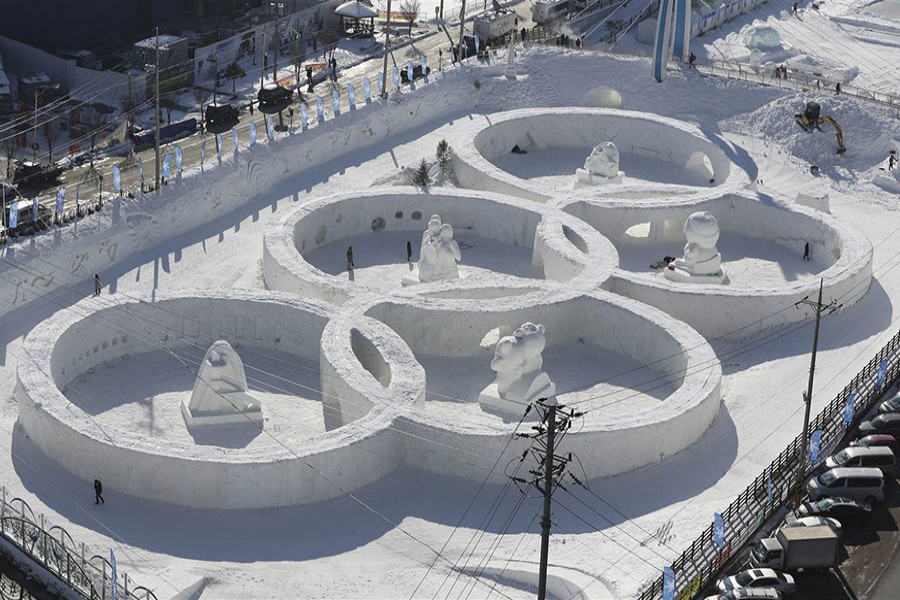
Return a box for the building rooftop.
[134,34,186,49]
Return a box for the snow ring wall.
[451,108,751,202]
[263,187,618,304]
[560,192,874,338]
[334,289,721,482]
[16,290,421,509]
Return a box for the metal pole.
[381,0,393,98]
[798,278,824,484]
[154,28,161,193]
[457,0,468,63]
[537,402,557,600]
[33,90,38,161]
[274,12,279,81]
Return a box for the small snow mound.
[744,26,783,51]
[582,86,623,109]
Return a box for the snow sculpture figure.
[479,322,556,418]
[664,211,727,284]
[402,214,462,285]
[182,340,264,428]
[505,41,517,80]
[576,142,623,185]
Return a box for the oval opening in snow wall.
[351,328,391,388]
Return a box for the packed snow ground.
[2,36,900,600]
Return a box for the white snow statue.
[182,340,264,428]
[402,214,462,285]
[479,322,556,418]
[576,142,623,185]
[664,211,727,284]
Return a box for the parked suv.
[807,467,884,503]
[825,446,895,474]
[859,413,900,435]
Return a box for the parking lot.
[700,468,900,599]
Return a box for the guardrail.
[0,487,157,600]
[638,328,900,600]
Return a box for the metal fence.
[0,488,157,600]
[638,329,900,600]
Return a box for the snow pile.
[725,94,897,170]
[744,26,785,51]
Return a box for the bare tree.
[81,107,113,166]
[399,0,420,35]
[43,122,60,164]
[1,133,17,179]
[193,87,211,116]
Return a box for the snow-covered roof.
[335,1,378,18]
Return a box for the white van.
[704,589,782,600]
[825,446,895,474]
[807,467,884,503]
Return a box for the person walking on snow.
[406,240,413,262]
[792,2,798,15]
[94,479,105,504]
[889,152,897,171]
[803,242,810,261]
[689,52,696,68]
[93,274,102,297]
[346,246,354,271]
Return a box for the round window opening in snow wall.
[371,217,386,232]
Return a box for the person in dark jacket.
[406,240,413,262]
[346,246,354,271]
[94,479,105,504]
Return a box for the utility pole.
[457,0,468,63]
[154,28,161,193]
[273,7,279,82]
[795,278,841,488]
[511,398,581,600]
[381,0,393,98]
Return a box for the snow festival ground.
[3,12,900,600]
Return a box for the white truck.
[473,12,517,43]
[749,526,840,571]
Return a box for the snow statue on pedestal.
[182,340,264,428]
[402,214,462,286]
[664,211,727,284]
[479,322,556,419]
[575,142,623,185]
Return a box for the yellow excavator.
[795,102,846,154]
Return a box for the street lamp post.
[381,0,393,98]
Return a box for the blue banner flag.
[663,567,675,600]
[137,156,144,187]
[421,54,428,79]
[377,72,384,96]
[843,392,856,424]
[713,512,725,550]
[474,34,480,54]
[8,202,17,228]
[767,473,774,503]
[332,88,340,114]
[32,196,38,222]
[877,359,888,388]
[809,429,823,463]
[249,122,257,145]
[56,187,65,216]
[110,549,118,600]
[348,83,356,109]
[316,96,324,124]
[216,134,223,165]
[266,116,275,141]
[392,65,399,90]
[407,60,414,85]
[162,154,172,179]
[232,128,239,152]
[112,166,121,191]
[300,103,308,128]
[174,144,183,171]
[363,77,371,102]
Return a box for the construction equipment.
[795,102,846,154]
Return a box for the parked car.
[808,467,884,502]
[825,446,895,474]
[257,84,292,113]
[784,516,841,535]
[704,588,782,600]
[859,413,900,435]
[878,394,900,414]
[796,497,872,523]
[205,103,240,134]
[717,569,795,594]
[850,434,897,450]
